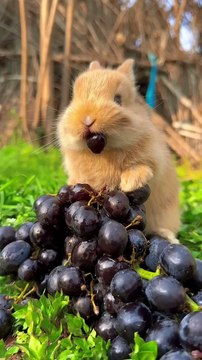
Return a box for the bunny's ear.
[117,59,135,83]
[88,61,102,71]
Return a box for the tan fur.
[57,59,180,243]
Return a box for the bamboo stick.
[60,0,75,111]
[18,0,29,138]
[33,0,59,129]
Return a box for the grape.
[57,185,73,205]
[144,236,169,271]
[145,275,186,312]
[159,244,196,282]
[36,197,63,227]
[159,350,194,360]
[179,312,202,351]
[46,265,67,295]
[94,312,117,340]
[15,222,33,243]
[192,291,202,306]
[0,309,13,339]
[86,133,106,154]
[110,269,142,303]
[36,274,49,296]
[71,239,98,271]
[126,185,151,206]
[58,266,85,296]
[71,183,95,202]
[95,255,129,286]
[38,249,59,270]
[0,295,13,310]
[146,319,180,358]
[18,259,43,282]
[0,226,16,251]
[72,205,100,237]
[65,200,88,230]
[98,220,128,258]
[192,259,202,289]
[108,336,131,360]
[30,222,58,249]
[116,302,151,342]
[104,292,124,315]
[123,205,146,231]
[103,190,130,220]
[64,235,82,256]
[0,240,31,274]
[99,209,111,226]
[93,282,106,305]
[33,194,54,212]
[125,229,147,258]
[73,295,94,320]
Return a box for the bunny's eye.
[114,94,122,105]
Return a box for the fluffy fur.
[57,59,180,243]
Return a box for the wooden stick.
[160,76,202,126]
[60,0,75,111]
[152,111,201,164]
[40,0,54,142]
[173,122,202,134]
[33,0,59,129]
[18,0,29,138]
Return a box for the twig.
[18,0,30,139]
[60,0,75,110]
[33,0,59,129]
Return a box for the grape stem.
[185,294,201,312]
[125,215,142,230]
[135,266,161,280]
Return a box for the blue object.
[146,53,157,109]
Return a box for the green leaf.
[0,340,6,358]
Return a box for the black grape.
[145,275,186,312]
[0,309,13,339]
[0,240,31,274]
[179,311,202,351]
[71,239,98,271]
[159,244,196,282]
[86,133,106,154]
[15,222,33,243]
[0,226,16,251]
[125,229,147,258]
[58,266,85,296]
[146,319,180,358]
[72,205,100,237]
[103,190,130,220]
[18,258,43,282]
[159,350,193,360]
[108,336,131,360]
[116,302,151,342]
[98,220,128,258]
[126,185,151,206]
[110,269,142,303]
[94,312,117,341]
[144,236,170,271]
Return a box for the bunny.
[57,59,180,243]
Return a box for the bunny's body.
[57,60,180,243]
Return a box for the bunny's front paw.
[120,165,153,192]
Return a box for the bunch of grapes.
[0,183,202,360]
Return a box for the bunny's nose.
[83,116,95,127]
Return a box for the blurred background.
[0,0,202,165]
